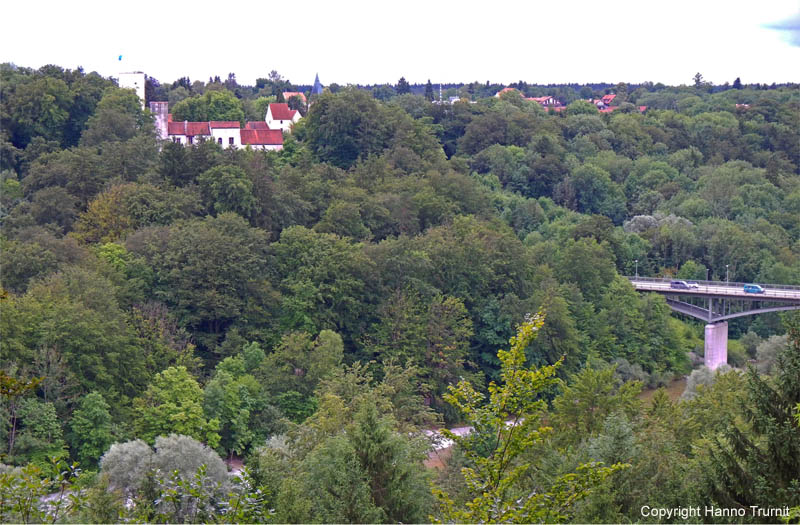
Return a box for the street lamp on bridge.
[635,259,638,278]
[726,264,729,284]
[706,268,709,281]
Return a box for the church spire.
[312,73,323,95]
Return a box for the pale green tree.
[133,366,220,448]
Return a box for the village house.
[167,120,210,145]
[210,121,242,147]
[265,103,301,132]
[139,71,323,151]
[527,95,559,106]
[154,108,286,151]
[240,129,284,151]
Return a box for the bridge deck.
[628,277,800,303]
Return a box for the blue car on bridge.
[744,284,765,294]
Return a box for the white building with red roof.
[153,101,292,150]
[240,129,284,151]
[527,95,560,107]
[167,120,211,145]
[210,121,242,148]
[266,103,301,132]
[162,115,283,151]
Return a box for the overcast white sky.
[2,0,798,87]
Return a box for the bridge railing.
[625,276,800,300]
[625,276,800,291]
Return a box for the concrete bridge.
[628,277,800,369]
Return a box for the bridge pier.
[704,322,728,370]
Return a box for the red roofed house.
[282,92,307,105]
[266,103,301,132]
[240,129,284,151]
[209,121,242,147]
[601,94,616,105]
[153,101,293,150]
[526,95,561,107]
[168,121,211,145]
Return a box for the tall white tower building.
[118,71,146,109]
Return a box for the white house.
[210,121,241,148]
[167,121,211,145]
[527,96,560,107]
[240,129,284,151]
[161,117,284,150]
[265,103,300,132]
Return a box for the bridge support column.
[704,322,728,370]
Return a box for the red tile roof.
[210,121,241,128]
[283,92,307,103]
[601,94,616,104]
[167,121,210,136]
[240,129,283,146]
[245,121,269,130]
[268,103,298,121]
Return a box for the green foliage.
[133,367,221,447]
[1,266,149,408]
[68,392,112,468]
[304,88,397,168]
[204,354,279,456]
[433,313,625,523]
[258,330,343,399]
[80,87,150,146]
[171,89,245,123]
[99,438,154,496]
[551,363,642,446]
[3,65,800,521]
[145,213,273,352]
[706,314,800,510]
[272,225,373,337]
[364,291,476,416]
[0,458,84,524]
[198,164,257,218]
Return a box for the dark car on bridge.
[743,284,765,294]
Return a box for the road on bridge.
[628,278,800,303]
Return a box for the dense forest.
[1,63,799,523]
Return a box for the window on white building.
[229,137,234,145]
[218,138,223,145]
[188,136,193,144]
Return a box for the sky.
[2,0,799,87]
